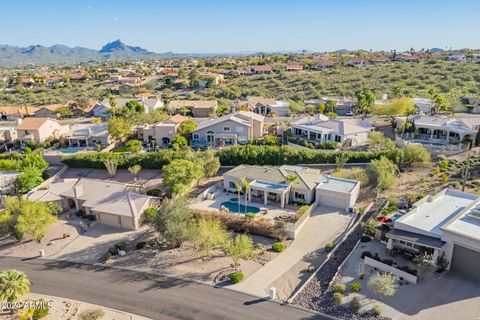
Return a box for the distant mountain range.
[0,40,452,66]
[0,40,190,66]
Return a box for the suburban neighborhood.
[0,1,479,320]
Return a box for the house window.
[335,135,342,142]
[193,133,200,140]
[294,192,305,201]
[229,181,236,189]
[223,126,231,132]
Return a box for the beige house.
[141,114,188,147]
[28,178,152,230]
[168,100,218,118]
[33,104,65,118]
[191,111,264,147]
[223,165,360,209]
[15,117,67,145]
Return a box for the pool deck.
[189,191,299,220]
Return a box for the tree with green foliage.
[56,106,73,118]
[171,135,188,150]
[305,105,315,115]
[108,117,131,141]
[17,168,43,193]
[0,198,57,241]
[177,119,197,138]
[18,150,48,172]
[200,147,220,178]
[288,100,305,117]
[373,97,416,129]
[233,182,243,214]
[367,131,396,150]
[332,168,369,186]
[0,270,30,304]
[392,82,405,98]
[368,273,397,299]
[325,100,337,113]
[225,234,257,267]
[163,159,204,194]
[124,100,144,113]
[153,197,195,247]
[193,218,229,258]
[126,140,142,153]
[318,103,326,114]
[368,156,398,190]
[355,90,375,118]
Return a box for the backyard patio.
[189,189,301,221]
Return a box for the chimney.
[16,118,22,126]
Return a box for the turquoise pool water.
[220,201,260,214]
[58,148,79,154]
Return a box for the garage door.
[98,212,121,229]
[451,245,480,280]
[316,191,350,209]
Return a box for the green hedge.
[62,145,402,169]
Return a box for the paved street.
[0,256,328,320]
[232,206,351,297]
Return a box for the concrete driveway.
[232,206,352,297]
[51,224,156,264]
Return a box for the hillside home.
[140,114,188,147]
[385,188,480,280]
[285,63,304,71]
[223,165,360,209]
[0,171,20,195]
[304,96,356,116]
[64,122,113,147]
[28,178,152,230]
[15,117,67,145]
[395,115,480,153]
[0,106,39,120]
[411,98,433,113]
[0,125,17,142]
[33,104,65,118]
[290,114,374,146]
[168,100,218,118]
[251,65,273,74]
[233,96,290,117]
[191,111,264,147]
[93,97,164,118]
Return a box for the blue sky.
[2,0,479,53]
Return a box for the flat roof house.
[385,188,480,280]
[168,100,218,118]
[290,114,374,146]
[15,117,67,145]
[223,165,360,209]
[191,111,264,147]
[28,178,152,230]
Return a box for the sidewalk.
[231,206,351,297]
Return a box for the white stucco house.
[290,114,374,146]
[385,188,480,280]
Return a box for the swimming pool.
[57,148,80,154]
[390,212,404,222]
[220,200,260,214]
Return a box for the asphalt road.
[0,257,327,320]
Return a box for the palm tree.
[233,182,242,215]
[240,177,250,213]
[285,174,297,205]
[0,270,30,313]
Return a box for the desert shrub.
[147,189,163,197]
[333,283,346,293]
[292,205,310,222]
[331,168,369,186]
[325,242,335,252]
[229,271,244,284]
[403,144,430,165]
[191,209,287,241]
[78,308,105,320]
[143,207,158,223]
[135,242,146,250]
[245,213,256,219]
[350,296,362,312]
[115,242,127,251]
[272,242,286,252]
[372,305,382,316]
[361,221,378,236]
[33,302,49,319]
[332,292,344,305]
[350,282,362,292]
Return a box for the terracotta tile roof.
[163,114,188,124]
[168,100,218,109]
[0,106,39,116]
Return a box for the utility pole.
[462,152,471,192]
